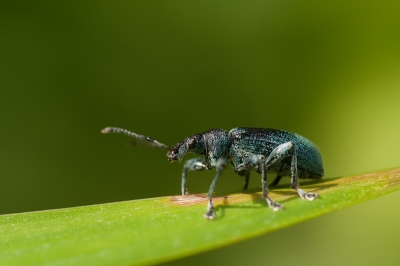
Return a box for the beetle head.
[167,134,205,162]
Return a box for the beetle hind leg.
[265,142,319,201]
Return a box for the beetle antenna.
[101,127,172,150]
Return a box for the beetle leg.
[296,188,319,200]
[182,158,207,195]
[270,175,283,186]
[265,142,319,201]
[238,155,284,210]
[243,171,250,190]
[259,156,285,211]
[204,157,227,220]
[236,170,250,190]
[287,144,319,200]
[236,155,259,171]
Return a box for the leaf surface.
[1,168,400,265]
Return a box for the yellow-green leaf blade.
[1,168,400,266]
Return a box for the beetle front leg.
[182,158,208,195]
[204,157,227,220]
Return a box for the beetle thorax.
[202,129,230,168]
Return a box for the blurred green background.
[1,1,400,265]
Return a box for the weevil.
[101,127,324,219]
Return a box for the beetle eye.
[187,138,196,148]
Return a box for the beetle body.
[229,128,324,179]
[102,126,324,219]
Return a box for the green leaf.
[1,168,400,266]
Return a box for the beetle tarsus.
[296,188,319,201]
[204,200,216,219]
[266,196,285,211]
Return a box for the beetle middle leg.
[182,158,208,195]
[258,157,285,211]
[231,161,250,190]
[265,142,319,201]
[236,155,284,211]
